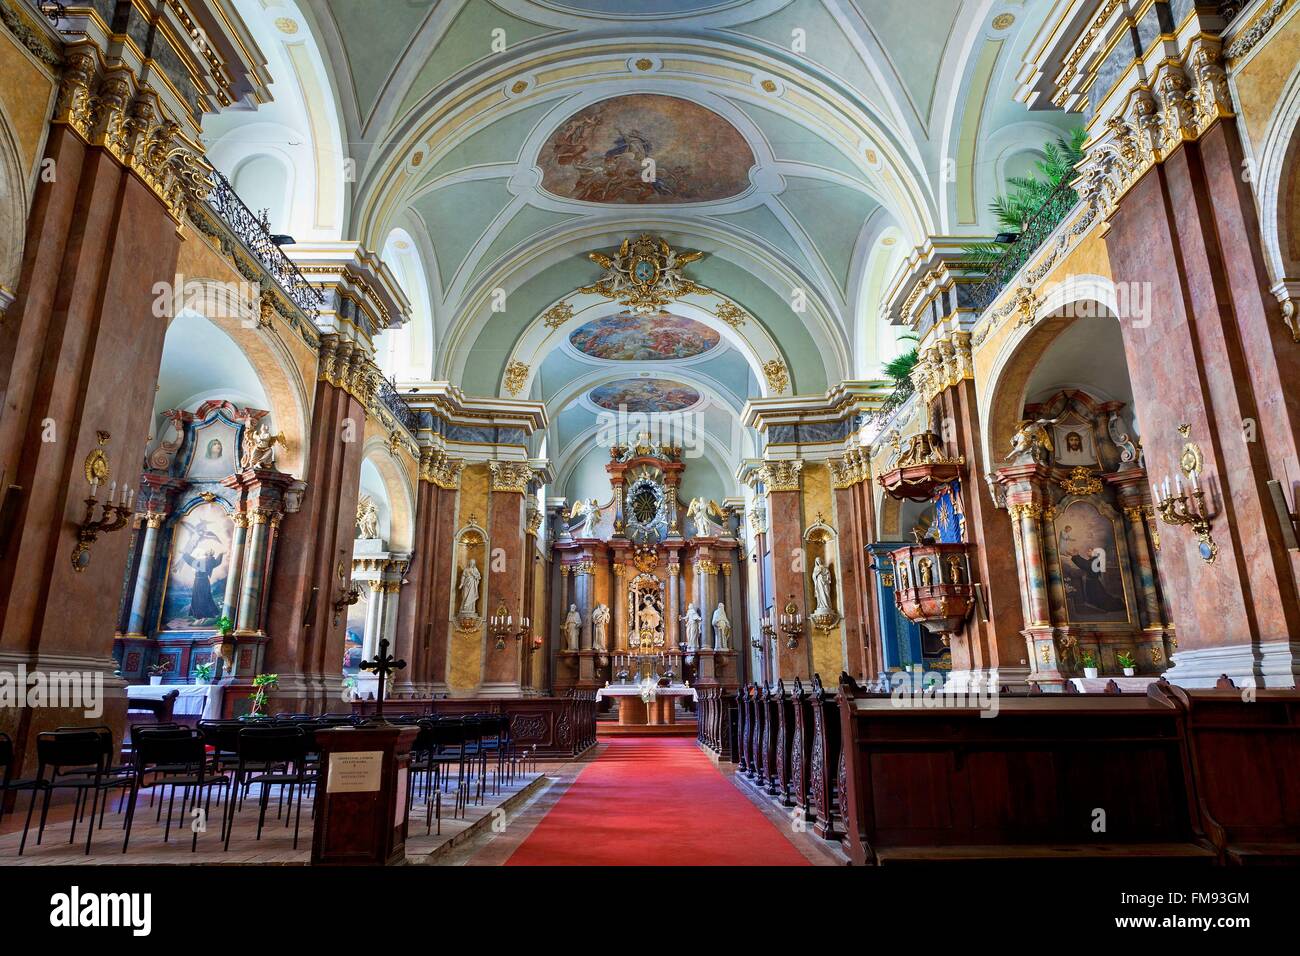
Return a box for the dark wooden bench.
[1154,681,1300,864]
[125,688,179,723]
[835,674,1216,865]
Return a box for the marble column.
[221,513,249,624]
[1105,118,1300,685]
[263,337,370,712]
[666,560,680,649]
[481,461,532,693]
[236,512,271,635]
[762,461,809,680]
[124,513,167,637]
[612,563,626,651]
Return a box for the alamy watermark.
[0,665,104,719]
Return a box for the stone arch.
[0,98,27,312]
[359,437,417,552]
[1256,59,1300,289]
[162,280,312,477]
[979,275,1125,475]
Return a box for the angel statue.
[240,422,286,471]
[686,496,724,537]
[568,497,600,538]
[1006,416,1058,466]
[355,495,380,540]
[658,241,704,296]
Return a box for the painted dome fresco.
[589,378,701,412]
[569,312,721,361]
[538,94,756,204]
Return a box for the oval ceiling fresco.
[538,94,756,204]
[589,378,701,412]
[569,312,721,361]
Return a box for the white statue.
[637,593,662,639]
[240,421,285,471]
[457,559,481,617]
[591,603,610,650]
[356,495,380,540]
[711,602,731,651]
[684,602,702,650]
[563,604,582,651]
[812,557,834,615]
[686,496,723,537]
[568,497,600,537]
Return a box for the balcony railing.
[204,170,324,317]
[377,374,419,434]
[968,177,1081,314]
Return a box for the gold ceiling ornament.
[489,460,534,494]
[762,359,789,394]
[1059,466,1104,497]
[579,234,709,314]
[541,300,574,330]
[760,79,777,93]
[714,300,748,329]
[511,80,528,94]
[503,360,529,396]
[635,58,653,71]
[991,13,1015,29]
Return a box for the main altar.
[550,433,743,722]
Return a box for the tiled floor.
[0,765,551,866]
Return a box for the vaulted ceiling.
[204,0,1076,498]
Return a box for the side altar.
[550,434,744,718]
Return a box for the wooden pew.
[745,683,762,781]
[773,680,795,805]
[789,677,814,815]
[808,674,842,839]
[1153,681,1300,864]
[835,675,1216,865]
[761,685,780,795]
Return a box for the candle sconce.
[71,450,134,572]
[754,608,776,650]
[489,604,520,650]
[778,598,804,649]
[1154,431,1218,564]
[332,584,361,626]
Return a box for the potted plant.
[193,660,215,685]
[214,614,236,675]
[1117,651,1136,677]
[147,659,172,686]
[342,674,358,701]
[245,672,279,719]
[1079,649,1099,680]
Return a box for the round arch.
[0,98,27,312]
[359,437,417,552]
[1256,59,1300,288]
[164,279,313,477]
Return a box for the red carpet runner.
[506,737,810,866]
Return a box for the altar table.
[126,682,222,720]
[596,684,697,726]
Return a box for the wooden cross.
[359,637,406,720]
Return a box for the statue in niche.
[812,557,835,615]
[458,559,481,617]
[1006,416,1058,466]
[683,602,702,650]
[568,497,600,538]
[686,497,724,537]
[636,592,662,644]
[592,603,610,650]
[896,560,910,590]
[711,602,731,651]
[356,496,380,540]
[564,604,582,651]
[241,421,286,471]
[917,557,934,588]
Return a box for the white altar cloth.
[126,682,222,720]
[596,683,698,702]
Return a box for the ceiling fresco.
[538,94,756,204]
[569,312,720,361]
[589,378,702,412]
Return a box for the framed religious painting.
[158,499,235,632]
[1055,501,1131,625]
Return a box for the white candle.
[1175,474,1183,495]
[108,481,116,503]
[89,479,99,499]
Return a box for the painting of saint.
[343,593,368,675]
[1052,416,1098,466]
[589,378,701,413]
[538,95,755,204]
[569,312,720,361]
[159,501,234,630]
[1056,502,1129,624]
[185,416,241,480]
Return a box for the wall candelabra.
[1153,466,1217,564]
[71,478,134,572]
[778,599,804,649]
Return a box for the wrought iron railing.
[204,170,324,317]
[377,374,419,434]
[1216,1,1250,24]
[968,176,1081,314]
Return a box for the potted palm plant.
[1117,651,1136,678]
[1079,648,1099,680]
[193,660,215,685]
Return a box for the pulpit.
[310,723,418,866]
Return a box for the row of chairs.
[0,711,530,855]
